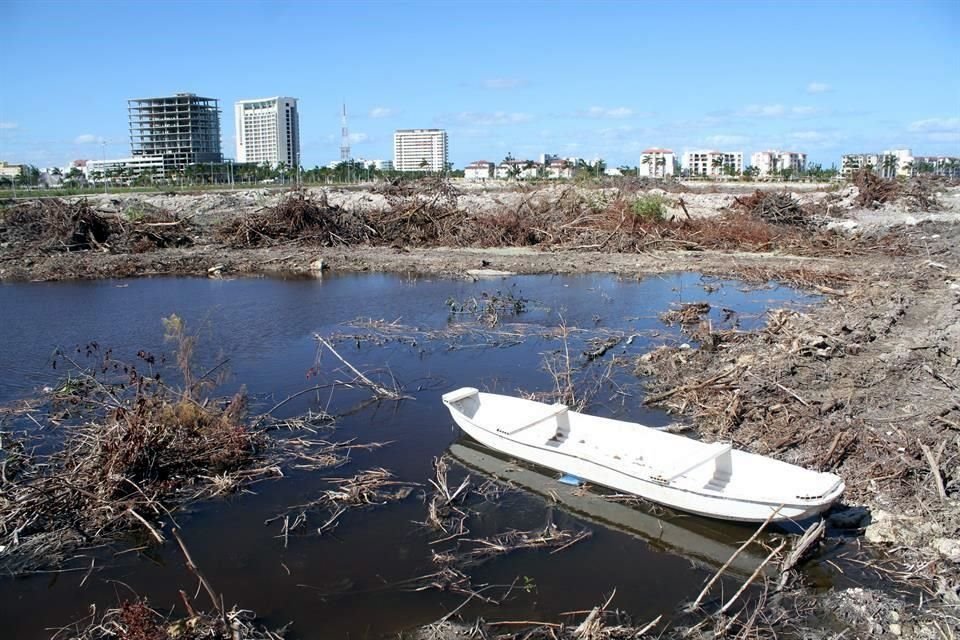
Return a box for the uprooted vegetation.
[636,268,960,605]
[0,198,194,255]
[56,529,287,640]
[732,190,811,227]
[1,178,939,280]
[0,315,356,575]
[849,169,944,211]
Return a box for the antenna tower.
[340,103,351,162]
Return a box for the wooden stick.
[690,506,782,610]
[172,528,226,627]
[127,508,165,544]
[919,441,947,501]
[720,540,786,615]
[778,519,825,590]
[315,335,406,400]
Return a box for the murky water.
[0,273,817,638]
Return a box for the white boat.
[441,388,844,523]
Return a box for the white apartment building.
[546,160,573,179]
[750,150,807,177]
[87,156,166,181]
[682,150,743,177]
[393,129,448,172]
[840,153,881,177]
[841,150,960,178]
[639,148,676,178]
[912,155,960,178]
[464,160,495,181]
[235,97,300,167]
[496,160,539,180]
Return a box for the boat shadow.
[449,438,778,579]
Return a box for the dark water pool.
[0,272,816,638]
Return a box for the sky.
[2,0,959,169]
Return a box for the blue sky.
[2,0,958,169]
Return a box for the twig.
[720,540,786,614]
[126,509,165,544]
[919,441,947,501]
[315,335,407,400]
[690,506,782,610]
[172,528,226,627]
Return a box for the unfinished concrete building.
[128,93,223,169]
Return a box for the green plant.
[632,194,667,221]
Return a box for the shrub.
[632,194,667,221]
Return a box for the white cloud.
[449,111,532,126]
[73,134,103,145]
[704,134,749,146]
[368,106,395,119]
[738,104,820,118]
[0,121,17,130]
[908,117,960,133]
[481,77,528,90]
[806,82,830,94]
[789,130,828,141]
[578,106,636,119]
[348,132,369,144]
[740,104,786,117]
[908,117,960,143]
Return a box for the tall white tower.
[234,97,300,167]
[340,103,351,162]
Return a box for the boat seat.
[649,443,733,484]
[442,387,479,404]
[497,403,568,436]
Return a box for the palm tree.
[881,154,898,179]
[711,157,724,178]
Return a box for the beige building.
[0,161,22,178]
[393,129,448,172]
[546,160,573,179]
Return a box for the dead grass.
[0,315,340,576]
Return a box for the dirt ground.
[2,179,960,637]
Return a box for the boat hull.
[445,391,843,523]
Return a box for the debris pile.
[733,190,811,226]
[853,170,899,208]
[220,188,368,247]
[1,198,112,252]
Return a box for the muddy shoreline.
[2,182,960,638]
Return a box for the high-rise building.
[393,129,448,172]
[127,93,222,169]
[235,97,300,167]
